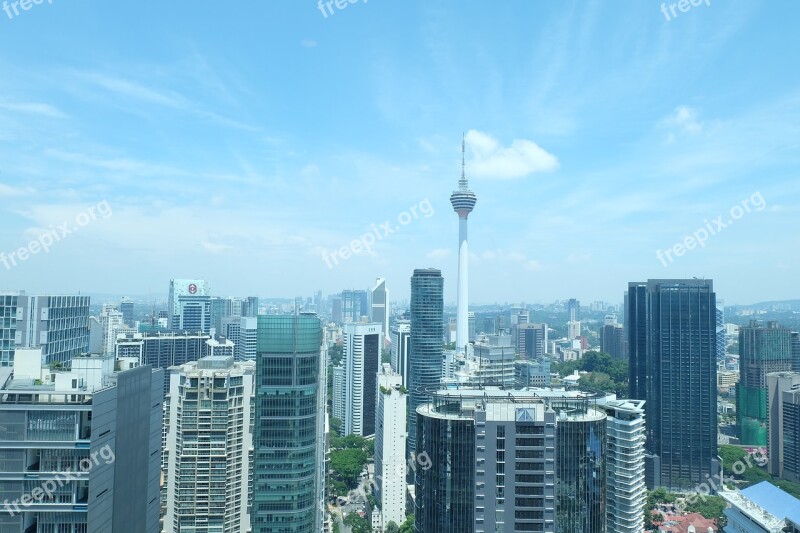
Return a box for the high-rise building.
[628,279,719,491]
[252,314,325,533]
[222,316,258,361]
[374,364,407,529]
[407,269,444,454]
[450,135,477,356]
[390,320,411,387]
[0,292,90,366]
[120,298,134,326]
[114,331,211,392]
[242,296,259,318]
[602,399,647,533]
[168,279,209,329]
[567,320,581,341]
[164,356,255,533]
[341,290,369,324]
[468,312,476,342]
[601,320,627,361]
[0,349,163,532]
[332,364,346,430]
[371,278,389,340]
[737,322,795,445]
[176,295,213,333]
[520,323,548,359]
[556,406,607,532]
[469,334,516,387]
[767,371,800,481]
[793,331,800,371]
[343,322,382,437]
[99,303,124,356]
[415,389,557,533]
[567,299,580,322]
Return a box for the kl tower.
[450,134,477,356]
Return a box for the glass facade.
[252,315,322,533]
[628,279,718,490]
[555,411,606,533]
[414,408,475,533]
[408,269,443,454]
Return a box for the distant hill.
[730,300,800,311]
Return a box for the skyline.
[1,1,799,305]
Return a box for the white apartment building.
[164,356,255,533]
[374,364,407,529]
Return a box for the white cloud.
[661,105,704,136]
[0,101,67,118]
[465,130,558,179]
[0,183,35,197]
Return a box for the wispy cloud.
[465,129,558,179]
[0,101,66,118]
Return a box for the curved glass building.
[555,406,607,533]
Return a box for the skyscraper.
[374,364,407,529]
[407,269,443,454]
[601,319,627,361]
[252,314,325,533]
[343,322,382,437]
[120,297,134,326]
[371,278,389,340]
[567,298,581,322]
[767,372,800,481]
[390,319,411,387]
[0,292,90,366]
[450,135,477,356]
[602,399,647,533]
[628,279,719,490]
[164,356,255,533]
[737,322,795,445]
[168,279,209,329]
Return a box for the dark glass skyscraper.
[407,269,444,454]
[252,314,325,533]
[628,279,719,490]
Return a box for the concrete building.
[460,334,516,387]
[252,314,326,533]
[114,331,211,391]
[0,348,163,532]
[0,292,90,366]
[99,304,124,356]
[515,358,552,388]
[371,278,389,340]
[222,316,258,362]
[390,320,410,387]
[176,295,213,333]
[601,316,627,361]
[374,364,407,529]
[164,356,255,533]
[567,320,581,341]
[519,323,548,360]
[332,364,346,431]
[602,400,647,533]
[343,322,383,437]
[120,298,134,326]
[767,372,800,480]
[720,481,800,532]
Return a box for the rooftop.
[740,481,800,524]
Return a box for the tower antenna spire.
[460,132,468,191]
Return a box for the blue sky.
[0,0,798,305]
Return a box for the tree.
[330,417,342,436]
[329,343,344,366]
[330,448,367,488]
[385,521,400,533]
[399,515,414,533]
[344,512,371,533]
[332,521,341,533]
[684,495,727,526]
[382,347,392,364]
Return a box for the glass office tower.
[628,279,719,490]
[407,269,444,454]
[251,315,325,533]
